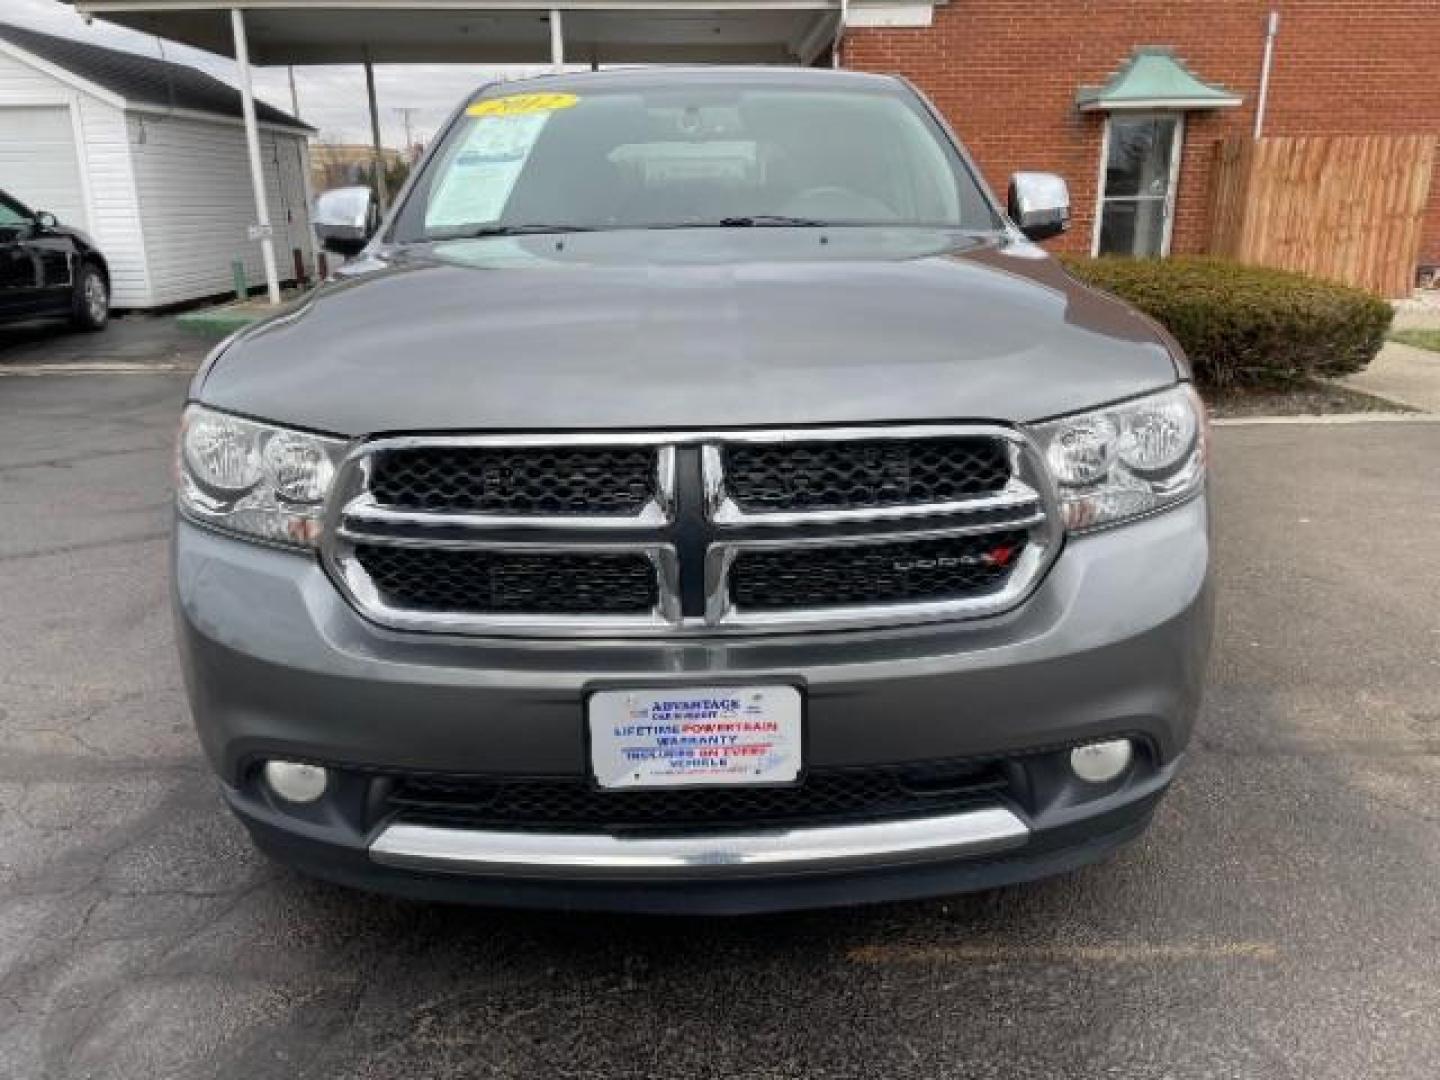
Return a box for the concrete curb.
[174,306,267,338]
[0,362,196,376]
[174,295,303,338]
[1213,412,1440,426]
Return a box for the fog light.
[263,760,328,803]
[1069,739,1133,784]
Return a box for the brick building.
[841,0,1439,272]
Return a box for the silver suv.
[173,68,1212,913]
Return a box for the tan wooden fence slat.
[1206,134,1436,297]
[1207,138,1250,258]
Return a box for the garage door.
[0,105,87,229]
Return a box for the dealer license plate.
[588,685,803,790]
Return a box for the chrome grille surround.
[369,443,664,518]
[322,425,1063,638]
[339,435,677,531]
[714,436,1014,518]
[352,542,665,617]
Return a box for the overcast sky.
[5,0,545,146]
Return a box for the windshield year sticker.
[466,92,579,118]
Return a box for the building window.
[1077,47,1242,258]
[1093,112,1184,257]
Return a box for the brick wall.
[843,0,1440,269]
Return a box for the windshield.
[392,79,1001,241]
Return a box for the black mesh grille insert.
[731,530,1029,611]
[723,437,1011,514]
[354,545,658,616]
[380,760,1010,833]
[369,445,657,516]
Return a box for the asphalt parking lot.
[0,314,208,372]
[2,329,1439,1079]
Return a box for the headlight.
[176,404,347,547]
[1031,385,1205,532]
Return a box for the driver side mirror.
[1007,172,1070,242]
[34,210,59,231]
[313,185,378,259]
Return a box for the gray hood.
[199,228,1181,437]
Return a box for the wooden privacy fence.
[1208,134,1436,297]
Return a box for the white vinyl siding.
[0,40,310,309]
[0,46,82,233]
[127,114,309,307]
[0,105,86,229]
[0,43,150,306]
[75,95,150,307]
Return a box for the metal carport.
[64,1,937,303]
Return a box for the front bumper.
[174,494,1211,912]
[232,761,1176,913]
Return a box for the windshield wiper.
[718,215,831,227]
[640,216,833,230]
[427,224,597,240]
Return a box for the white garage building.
[0,21,315,309]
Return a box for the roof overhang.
[0,34,127,108]
[61,1,944,66]
[0,28,314,131]
[127,101,316,132]
[1077,46,1242,112]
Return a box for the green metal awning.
[1077,46,1242,111]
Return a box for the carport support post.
[364,53,390,213]
[550,8,564,72]
[230,8,281,305]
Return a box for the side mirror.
[35,210,59,231]
[1007,172,1070,242]
[313,185,377,259]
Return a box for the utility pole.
[393,106,420,159]
[287,65,300,120]
[363,50,389,212]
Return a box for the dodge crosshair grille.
[370,444,659,517]
[322,427,1061,636]
[723,436,1012,514]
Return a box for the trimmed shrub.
[1061,256,1393,388]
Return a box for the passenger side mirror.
[1007,172,1070,242]
[313,185,378,259]
[34,210,58,231]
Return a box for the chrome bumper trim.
[368,805,1030,878]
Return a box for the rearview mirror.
[35,210,58,231]
[313,185,377,258]
[1007,172,1070,242]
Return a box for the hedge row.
[1061,256,1393,389]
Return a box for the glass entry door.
[1095,114,1182,257]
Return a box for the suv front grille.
[326,426,1058,635]
[723,437,1011,514]
[354,545,659,616]
[369,445,657,516]
[379,759,1010,833]
[730,530,1029,611]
